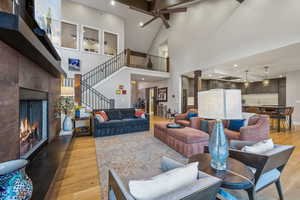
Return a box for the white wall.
[59,0,125,77]
[149,0,300,112]
[93,67,170,108]
[286,70,300,125]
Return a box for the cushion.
[135,109,145,118]
[120,109,135,119]
[224,129,240,140]
[242,139,274,154]
[95,114,105,123]
[228,119,245,131]
[168,128,209,144]
[106,110,122,120]
[129,162,199,200]
[187,112,198,120]
[176,120,190,127]
[200,120,209,133]
[95,111,108,121]
[242,112,256,126]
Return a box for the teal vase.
[209,120,229,171]
[63,116,72,131]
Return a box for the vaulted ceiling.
[70,0,162,53]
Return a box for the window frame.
[81,25,101,55]
[60,20,80,51]
[103,30,119,56]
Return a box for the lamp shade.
[198,89,242,120]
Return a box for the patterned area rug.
[95,131,188,200]
[95,131,280,200]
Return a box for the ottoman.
[154,122,209,158]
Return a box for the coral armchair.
[175,108,198,127]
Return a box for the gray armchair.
[229,140,295,200]
[108,157,221,200]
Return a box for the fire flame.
[20,119,38,143]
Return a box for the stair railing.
[82,50,127,88]
[80,80,115,109]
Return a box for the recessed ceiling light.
[279,75,283,78]
[234,64,238,67]
[110,0,116,6]
[139,22,144,27]
[208,74,212,77]
[141,78,145,81]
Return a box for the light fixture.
[262,66,270,86]
[139,22,144,27]
[141,78,145,81]
[208,74,212,77]
[244,70,250,88]
[279,75,283,78]
[234,64,238,68]
[110,0,116,6]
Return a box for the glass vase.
[209,120,229,171]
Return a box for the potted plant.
[56,96,74,131]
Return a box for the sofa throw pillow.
[242,139,274,154]
[200,120,209,133]
[228,119,246,132]
[135,109,145,118]
[95,111,108,121]
[95,114,105,123]
[129,162,199,200]
[187,112,198,120]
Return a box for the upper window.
[104,31,118,56]
[82,26,100,53]
[61,21,78,49]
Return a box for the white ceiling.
[69,0,162,53]
[201,42,300,82]
[131,73,169,82]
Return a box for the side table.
[189,153,255,200]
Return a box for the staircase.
[80,50,127,109]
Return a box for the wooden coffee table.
[189,153,256,200]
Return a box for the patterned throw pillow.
[95,111,108,121]
[95,114,105,123]
[135,109,145,118]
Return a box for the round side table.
[189,153,256,200]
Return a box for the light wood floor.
[49,116,300,200]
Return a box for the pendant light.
[263,66,270,86]
[244,70,250,88]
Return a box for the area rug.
[95,131,188,200]
[95,131,280,200]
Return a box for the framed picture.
[116,90,121,95]
[157,87,168,102]
[69,58,80,71]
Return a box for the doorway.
[146,87,158,116]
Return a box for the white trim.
[103,30,119,56]
[61,20,80,51]
[81,25,101,54]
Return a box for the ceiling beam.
[154,0,195,9]
[115,0,152,11]
[236,0,245,3]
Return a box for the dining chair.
[229,140,295,200]
[271,107,294,132]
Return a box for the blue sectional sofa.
[92,108,150,137]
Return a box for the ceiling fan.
[130,0,194,28]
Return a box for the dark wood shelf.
[0,12,66,78]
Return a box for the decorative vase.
[0,160,33,200]
[63,115,73,131]
[209,120,229,171]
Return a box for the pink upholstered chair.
[191,115,270,142]
[174,108,198,127]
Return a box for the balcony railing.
[126,49,169,73]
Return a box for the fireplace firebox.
[19,88,48,159]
